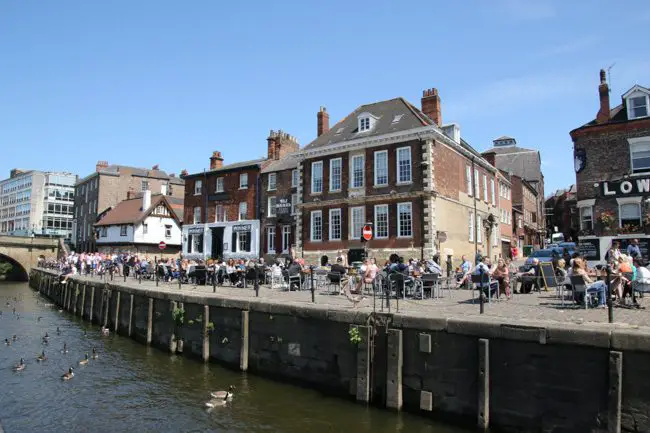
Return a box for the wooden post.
[240,310,249,371]
[80,285,86,318]
[114,291,121,333]
[146,298,154,345]
[89,286,95,323]
[386,329,403,410]
[478,338,490,430]
[355,325,371,403]
[202,305,210,362]
[128,294,134,337]
[169,300,178,354]
[609,351,623,433]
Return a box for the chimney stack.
[96,161,108,172]
[483,152,496,167]
[267,130,299,160]
[596,69,610,124]
[421,88,442,126]
[152,164,160,171]
[180,169,188,177]
[209,151,224,170]
[317,106,330,137]
[142,190,151,211]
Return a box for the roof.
[77,164,184,186]
[573,84,650,131]
[183,158,266,179]
[303,97,432,150]
[261,153,299,173]
[494,135,515,141]
[94,194,181,227]
[481,146,542,182]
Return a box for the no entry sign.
[158,241,166,250]
[362,225,373,241]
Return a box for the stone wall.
[29,269,650,433]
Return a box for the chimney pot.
[209,151,224,170]
[95,161,109,172]
[596,69,610,124]
[317,106,330,137]
[421,87,442,126]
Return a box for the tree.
[0,262,13,276]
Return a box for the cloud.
[498,0,556,20]
[536,36,598,58]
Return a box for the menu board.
[578,239,601,261]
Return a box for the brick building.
[74,162,184,252]
[570,69,650,262]
[510,175,540,250]
[545,185,578,242]
[497,170,513,258]
[296,90,500,265]
[181,131,299,260]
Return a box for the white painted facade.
[97,215,181,247]
[182,219,260,260]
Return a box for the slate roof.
[261,153,299,173]
[183,158,267,179]
[481,146,542,182]
[574,84,650,130]
[303,98,432,150]
[95,194,181,226]
[77,164,184,185]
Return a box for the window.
[194,180,202,195]
[267,227,275,253]
[120,225,127,236]
[359,117,370,132]
[474,169,479,198]
[374,204,388,239]
[329,208,342,241]
[193,207,201,224]
[239,173,248,189]
[291,169,298,188]
[237,231,250,252]
[580,207,593,230]
[190,234,204,254]
[397,147,412,184]
[310,211,322,241]
[100,227,107,238]
[268,173,277,191]
[268,196,277,217]
[397,203,412,237]
[492,225,498,246]
[630,138,650,173]
[239,202,247,220]
[350,207,365,239]
[466,166,473,196]
[165,225,172,238]
[215,204,226,222]
[311,161,323,193]
[282,225,291,252]
[330,158,342,191]
[143,223,148,235]
[374,151,388,186]
[350,155,364,188]
[291,193,298,215]
[476,215,482,243]
[483,175,488,201]
[215,177,224,192]
[141,180,149,192]
[620,203,641,227]
[630,96,649,119]
[490,179,496,205]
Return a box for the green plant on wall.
[349,326,362,345]
[195,314,203,322]
[207,322,215,332]
[172,307,185,327]
[187,319,195,326]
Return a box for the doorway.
[211,227,224,259]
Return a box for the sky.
[1,0,649,195]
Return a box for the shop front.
[182,220,260,261]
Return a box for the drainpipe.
[472,157,478,260]
[203,169,208,257]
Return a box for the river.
[0,282,467,433]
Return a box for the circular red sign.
[158,241,167,250]
[362,225,373,241]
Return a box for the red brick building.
[571,70,650,262]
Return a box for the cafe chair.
[471,273,498,303]
[326,272,343,295]
[569,275,594,309]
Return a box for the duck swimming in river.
[56,327,61,335]
[12,335,17,341]
[61,343,68,354]
[210,386,235,400]
[91,347,98,359]
[61,367,74,380]
[5,338,11,346]
[13,358,25,372]
[37,351,47,362]
[79,353,89,365]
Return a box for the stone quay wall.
[29,268,650,433]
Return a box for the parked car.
[558,242,576,256]
[523,248,563,270]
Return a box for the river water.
[0,282,468,433]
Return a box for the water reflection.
[0,282,467,433]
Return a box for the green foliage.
[195,314,203,322]
[172,307,185,327]
[348,326,362,345]
[187,319,195,326]
[207,322,215,332]
[0,262,12,276]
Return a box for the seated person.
[491,258,510,299]
[329,257,348,294]
[285,259,304,290]
[425,255,442,275]
[517,258,540,294]
[473,257,498,298]
[571,258,607,308]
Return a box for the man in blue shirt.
[627,239,641,260]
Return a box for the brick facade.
[260,166,298,260]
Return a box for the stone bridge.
[0,235,60,280]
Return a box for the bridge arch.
[0,236,60,281]
[0,253,29,281]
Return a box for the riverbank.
[30,269,650,432]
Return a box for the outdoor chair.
[570,275,595,309]
[326,272,343,295]
[471,273,498,303]
[388,272,408,299]
[420,273,439,299]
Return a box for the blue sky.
[1,0,649,194]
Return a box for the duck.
[79,353,89,365]
[12,335,17,341]
[101,327,109,336]
[56,327,61,335]
[5,338,11,346]
[37,351,47,362]
[61,367,74,380]
[91,347,98,359]
[210,386,235,400]
[61,343,68,354]
[14,358,25,372]
[37,316,42,322]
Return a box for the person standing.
[627,239,641,261]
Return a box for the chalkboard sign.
[538,262,556,290]
[578,239,601,261]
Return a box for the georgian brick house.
[571,70,650,262]
[296,90,500,265]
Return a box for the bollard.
[139,272,142,284]
[155,257,159,287]
[254,265,259,297]
[212,268,216,293]
[479,268,485,314]
[178,272,182,290]
[123,270,126,283]
[606,265,614,323]
[310,265,315,303]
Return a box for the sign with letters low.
[601,178,650,197]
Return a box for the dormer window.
[359,117,370,132]
[623,86,650,120]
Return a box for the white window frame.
[194,180,202,195]
[580,206,593,230]
[100,227,107,238]
[215,204,226,222]
[350,155,365,189]
[311,161,323,194]
[396,147,412,184]
[310,210,322,242]
[282,225,291,253]
[193,206,201,224]
[629,137,650,173]
[349,206,365,239]
[120,225,127,237]
[291,169,298,188]
[374,150,388,187]
[329,158,342,192]
[359,117,370,132]
[143,223,148,235]
[291,193,298,215]
[267,196,277,218]
[329,208,342,241]
[617,197,642,227]
[474,169,479,199]
[490,179,496,205]
[374,204,389,239]
[266,226,275,254]
[238,202,247,221]
[239,173,248,189]
[466,165,473,196]
[469,211,474,242]
[628,94,649,120]
[397,202,412,238]
[476,215,482,243]
[267,173,277,191]
[165,225,172,238]
[483,174,488,202]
